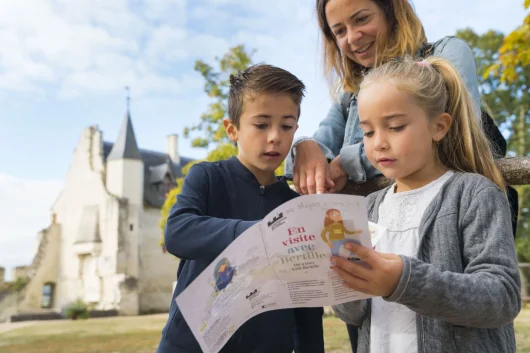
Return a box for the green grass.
[1,309,530,353]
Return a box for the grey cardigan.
[332,172,521,353]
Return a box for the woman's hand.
[328,156,348,193]
[292,140,335,194]
[331,242,403,297]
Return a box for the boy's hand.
[330,242,403,297]
[328,156,348,193]
[293,140,334,194]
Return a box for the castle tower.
[106,113,143,204]
[105,92,144,285]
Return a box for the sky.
[0,0,527,280]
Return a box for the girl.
[330,56,521,353]
[321,208,362,257]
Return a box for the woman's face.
[325,0,390,68]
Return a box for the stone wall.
[138,207,179,314]
[17,224,61,313]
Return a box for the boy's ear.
[432,113,452,142]
[223,118,238,143]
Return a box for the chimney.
[167,134,180,165]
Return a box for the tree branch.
[342,157,530,196]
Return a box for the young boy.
[156,64,325,353]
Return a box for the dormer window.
[163,174,173,196]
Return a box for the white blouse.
[370,171,454,353]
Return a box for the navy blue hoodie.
[157,156,324,353]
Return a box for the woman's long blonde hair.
[361,56,506,191]
[316,0,427,96]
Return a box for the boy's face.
[224,93,299,184]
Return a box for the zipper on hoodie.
[257,185,266,218]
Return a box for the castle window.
[41,282,55,309]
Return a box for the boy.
[156,64,325,353]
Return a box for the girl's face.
[325,0,390,68]
[358,81,450,191]
[329,210,342,222]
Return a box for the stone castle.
[0,108,191,321]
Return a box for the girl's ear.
[223,118,238,143]
[432,112,452,142]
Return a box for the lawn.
[1,309,530,353]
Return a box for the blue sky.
[0,0,527,279]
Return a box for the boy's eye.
[363,131,374,137]
[281,124,294,130]
[255,124,267,129]
[390,125,406,132]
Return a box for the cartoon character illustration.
[321,209,362,258]
[213,258,236,293]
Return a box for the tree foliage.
[159,45,258,251]
[183,45,255,148]
[458,2,530,260]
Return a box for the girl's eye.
[390,125,406,132]
[363,131,374,137]
[282,125,294,130]
[255,124,267,129]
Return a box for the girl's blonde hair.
[316,0,427,96]
[360,56,506,191]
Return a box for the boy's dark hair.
[228,64,306,127]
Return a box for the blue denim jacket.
[285,36,481,182]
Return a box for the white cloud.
[1,0,523,101]
[141,0,187,24]
[0,174,63,282]
[0,0,196,99]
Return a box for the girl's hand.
[328,156,348,193]
[331,242,403,297]
[293,140,335,194]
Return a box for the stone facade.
[0,111,190,321]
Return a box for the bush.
[64,299,90,320]
[13,276,29,291]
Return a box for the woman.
[286,0,485,194]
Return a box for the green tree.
[484,0,530,84]
[457,3,530,260]
[183,45,255,148]
[159,45,256,251]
